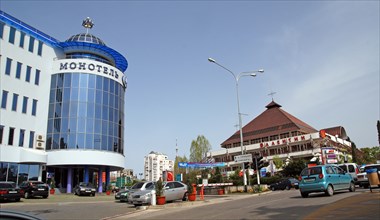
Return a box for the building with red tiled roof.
[207,100,353,174]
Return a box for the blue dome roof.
[66,33,106,46]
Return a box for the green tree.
[272,156,284,169]
[281,159,307,177]
[190,135,211,162]
[358,147,380,164]
[174,155,188,177]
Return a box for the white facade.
[143,151,174,181]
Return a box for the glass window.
[19,32,25,48]
[12,93,19,111]
[1,90,8,109]
[77,118,85,133]
[64,73,71,87]
[87,103,95,118]
[88,74,95,89]
[8,127,15,145]
[85,134,93,149]
[32,99,37,116]
[35,69,40,85]
[79,88,87,102]
[69,102,78,117]
[0,21,4,39]
[77,133,85,149]
[26,66,31,82]
[19,129,25,147]
[0,125,4,144]
[86,118,94,133]
[62,102,69,117]
[28,36,35,52]
[29,131,35,148]
[37,41,43,56]
[22,96,28,113]
[79,74,88,88]
[5,58,12,75]
[9,27,16,44]
[71,74,79,88]
[16,62,22,79]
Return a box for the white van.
[338,163,360,185]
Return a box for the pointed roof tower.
[221,100,317,148]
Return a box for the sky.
[1,0,379,176]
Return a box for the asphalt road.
[1,188,379,220]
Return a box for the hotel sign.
[260,135,307,148]
[53,59,126,87]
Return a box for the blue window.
[19,129,25,147]
[28,36,35,53]
[5,58,12,75]
[22,96,28,113]
[29,131,35,148]
[37,41,43,56]
[8,127,15,145]
[9,27,16,44]
[32,99,37,116]
[26,66,31,82]
[12,93,19,111]
[19,32,25,48]
[16,62,22,79]
[35,69,40,85]
[0,21,4,39]
[1,90,8,109]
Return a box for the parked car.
[73,182,96,196]
[357,164,380,188]
[0,181,23,202]
[269,178,299,191]
[338,163,360,185]
[127,181,155,203]
[19,181,49,199]
[298,164,355,198]
[115,189,130,202]
[131,181,188,206]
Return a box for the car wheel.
[24,192,30,199]
[285,186,290,190]
[92,193,96,197]
[15,198,21,202]
[325,185,334,196]
[182,192,188,201]
[301,192,308,198]
[349,182,356,192]
[271,187,275,191]
[43,195,48,199]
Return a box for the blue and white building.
[0,11,128,193]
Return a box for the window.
[28,36,35,53]
[12,93,19,111]
[37,41,43,56]
[19,32,25,48]
[19,129,25,147]
[35,69,40,85]
[0,21,4,39]
[5,58,12,75]
[1,90,8,109]
[8,127,15,145]
[9,27,16,44]
[0,125,4,144]
[22,96,28,113]
[29,131,35,148]
[32,99,37,116]
[16,62,22,79]
[26,66,31,82]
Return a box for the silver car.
[132,181,188,206]
[127,181,155,204]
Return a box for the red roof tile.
[221,101,317,147]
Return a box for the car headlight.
[80,189,85,191]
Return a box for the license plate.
[304,178,315,182]
[86,190,91,192]
[38,188,45,191]
[9,191,17,193]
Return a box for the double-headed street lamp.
[208,57,264,192]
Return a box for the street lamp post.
[208,57,263,192]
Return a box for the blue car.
[299,164,355,198]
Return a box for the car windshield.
[79,182,93,187]
[0,182,15,188]
[301,167,322,176]
[131,182,145,189]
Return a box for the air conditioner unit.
[36,134,44,142]
[35,141,45,149]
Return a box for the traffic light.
[257,156,264,169]
[244,162,250,169]
[250,162,256,170]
